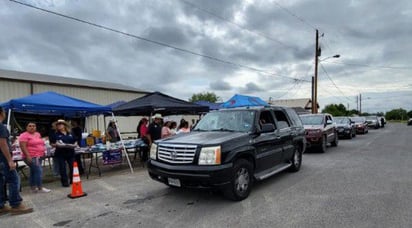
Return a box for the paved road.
[1,123,411,228]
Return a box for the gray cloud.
[210,80,232,91]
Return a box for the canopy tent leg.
[111,112,134,174]
[6,109,11,132]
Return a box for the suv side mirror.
[326,120,333,125]
[261,123,275,133]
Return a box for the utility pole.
[312,29,320,114]
[359,93,362,114]
[356,96,359,113]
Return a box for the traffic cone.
[68,161,87,199]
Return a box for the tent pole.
[111,112,134,173]
[6,109,11,132]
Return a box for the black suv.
[148,106,306,201]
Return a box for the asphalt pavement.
[1,123,411,228]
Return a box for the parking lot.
[1,123,411,228]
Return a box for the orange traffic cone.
[68,161,87,199]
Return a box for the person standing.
[19,122,51,193]
[136,118,149,162]
[161,121,172,139]
[50,119,77,187]
[136,118,148,140]
[49,121,60,177]
[71,120,84,175]
[169,121,177,135]
[0,107,33,215]
[106,120,120,143]
[147,114,163,145]
[176,120,190,134]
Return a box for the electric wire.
[9,0,310,83]
[272,1,317,30]
[180,0,297,50]
[319,63,353,103]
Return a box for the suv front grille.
[158,144,197,164]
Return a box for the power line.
[180,0,297,50]
[319,63,353,102]
[10,0,310,83]
[272,1,317,30]
[274,80,301,99]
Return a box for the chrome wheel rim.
[293,149,300,166]
[235,168,249,194]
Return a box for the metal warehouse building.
[0,68,148,133]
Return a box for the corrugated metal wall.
[0,79,31,102]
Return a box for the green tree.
[189,92,221,103]
[407,110,412,118]
[385,108,408,120]
[347,109,360,116]
[321,103,347,116]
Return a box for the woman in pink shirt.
[161,121,173,139]
[19,122,51,193]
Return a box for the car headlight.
[150,143,158,160]
[198,146,221,165]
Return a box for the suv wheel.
[331,133,338,147]
[224,159,253,201]
[319,135,327,153]
[289,145,302,172]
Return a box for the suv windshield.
[193,110,256,132]
[300,115,324,125]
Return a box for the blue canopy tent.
[1,91,134,173]
[1,91,112,117]
[220,94,269,108]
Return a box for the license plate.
[167,178,181,187]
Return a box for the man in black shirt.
[147,113,163,146]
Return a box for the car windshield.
[334,117,348,124]
[300,115,324,125]
[365,116,377,120]
[351,117,366,123]
[193,110,256,132]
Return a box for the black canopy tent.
[113,91,209,116]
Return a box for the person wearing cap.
[147,114,163,146]
[50,119,77,187]
[0,107,33,215]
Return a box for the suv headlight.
[150,143,158,160]
[198,146,221,165]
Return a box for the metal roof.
[0,68,148,93]
[268,98,312,108]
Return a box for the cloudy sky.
[1,0,411,113]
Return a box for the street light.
[312,30,340,114]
